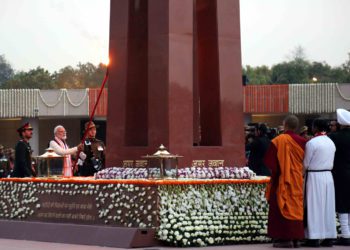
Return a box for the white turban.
[336,108,350,125]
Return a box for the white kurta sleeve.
[49,140,78,156]
[303,140,314,171]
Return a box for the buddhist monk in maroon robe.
[264,115,306,248]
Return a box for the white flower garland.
[38,89,65,108]
[0,89,89,118]
[38,88,88,116]
[335,83,350,101]
[65,88,88,107]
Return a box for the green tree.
[76,62,97,88]
[243,65,272,84]
[339,52,350,82]
[271,60,310,84]
[52,66,79,89]
[3,67,53,89]
[308,61,332,82]
[288,45,307,62]
[76,62,106,88]
[52,62,107,89]
[329,67,349,83]
[342,52,350,73]
[93,63,108,88]
[271,46,310,84]
[0,55,14,87]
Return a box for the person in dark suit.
[329,109,350,246]
[11,123,35,177]
[248,123,271,176]
[328,120,340,134]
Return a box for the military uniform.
[12,140,34,177]
[78,138,105,176]
[328,109,350,245]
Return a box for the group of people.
[246,118,341,177]
[245,123,289,174]
[264,110,350,248]
[3,112,350,247]
[8,121,105,178]
[0,145,15,177]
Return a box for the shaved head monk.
[264,115,306,248]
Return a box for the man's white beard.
[62,135,67,140]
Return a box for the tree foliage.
[52,66,79,89]
[0,55,14,87]
[0,61,107,89]
[2,67,53,89]
[1,46,350,88]
[271,60,309,83]
[243,65,271,84]
[243,46,350,85]
[342,53,350,76]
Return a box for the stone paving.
[0,239,349,250]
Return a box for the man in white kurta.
[49,125,82,177]
[303,119,337,246]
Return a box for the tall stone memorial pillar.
[107,0,245,167]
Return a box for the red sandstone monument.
[106,0,244,167]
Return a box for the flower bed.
[178,166,255,179]
[0,179,158,227]
[0,177,270,247]
[95,166,255,180]
[158,183,269,247]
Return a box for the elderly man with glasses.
[49,125,83,177]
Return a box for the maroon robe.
[264,131,306,240]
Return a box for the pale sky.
[1,0,350,72]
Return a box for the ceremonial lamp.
[142,144,183,179]
[35,147,65,177]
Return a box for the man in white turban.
[329,109,350,246]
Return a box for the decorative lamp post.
[35,148,65,177]
[142,144,183,179]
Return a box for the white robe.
[303,135,337,239]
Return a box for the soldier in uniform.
[11,123,36,177]
[329,109,350,245]
[78,121,105,176]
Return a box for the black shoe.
[273,240,294,248]
[320,239,334,247]
[303,239,320,247]
[336,237,350,246]
[293,240,300,248]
